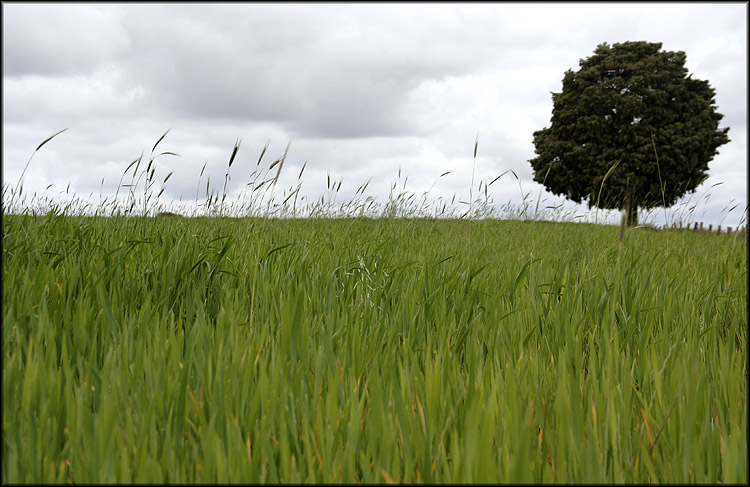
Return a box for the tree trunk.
[622,187,638,226]
[627,204,638,226]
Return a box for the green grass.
[3,213,746,483]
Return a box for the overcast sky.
[3,3,747,227]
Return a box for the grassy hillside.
[2,213,747,483]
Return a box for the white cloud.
[3,65,148,124]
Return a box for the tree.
[529,41,730,226]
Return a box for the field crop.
[2,212,747,483]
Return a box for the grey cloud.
[106,4,525,138]
[2,4,130,76]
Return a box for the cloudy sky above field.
[3,3,747,226]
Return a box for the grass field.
[2,210,747,483]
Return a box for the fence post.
[700,222,704,231]
[717,225,721,235]
[727,226,732,236]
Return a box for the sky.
[3,2,747,227]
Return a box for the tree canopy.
[529,41,730,225]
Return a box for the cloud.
[2,4,130,76]
[103,4,574,139]
[3,65,149,125]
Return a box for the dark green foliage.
[529,41,730,225]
